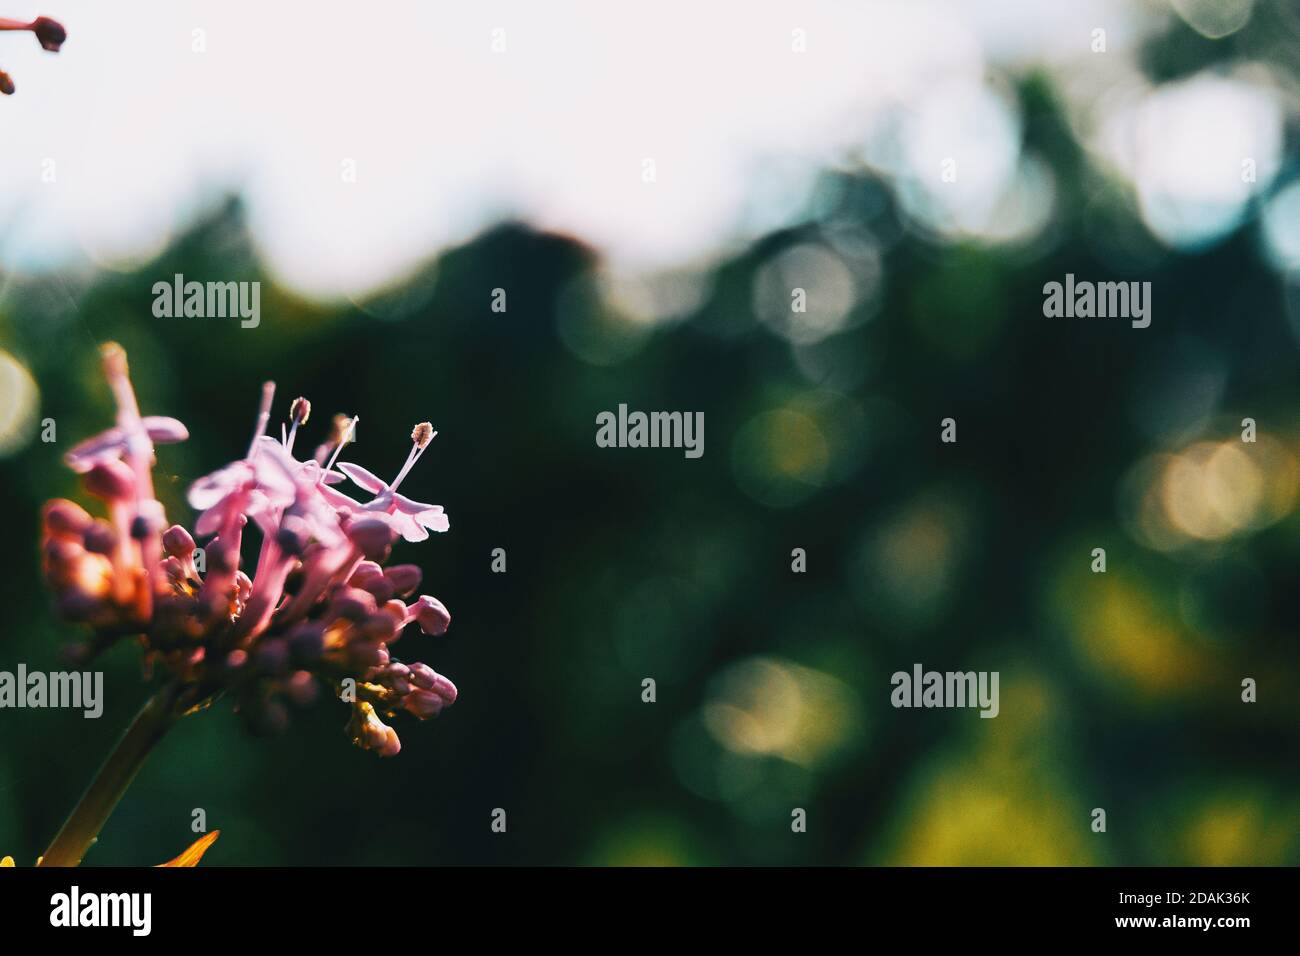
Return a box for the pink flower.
[332,421,450,542]
[43,345,460,759]
[64,417,189,473]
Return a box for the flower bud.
[288,623,325,663]
[43,499,92,537]
[402,687,452,719]
[347,702,401,757]
[383,564,422,596]
[254,639,290,675]
[161,524,197,559]
[348,561,384,588]
[82,521,117,555]
[410,595,450,636]
[276,514,310,556]
[331,587,376,622]
[359,612,399,643]
[285,670,318,706]
[347,517,394,561]
[84,459,135,500]
[407,662,437,690]
[361,575,395,604]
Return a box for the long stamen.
[247,382,276,459]
[286,397,311,454]
[321,415,358,480]
[388,422,435,494]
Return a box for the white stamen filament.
[388,432,434,494]
[248,382,276,459]
[320,415,358,481]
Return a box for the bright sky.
[0,0,1288,300]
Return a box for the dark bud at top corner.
[32,17,66,52]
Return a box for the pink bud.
[82,521,117,555]
[43,499,92,537]
[347,517,394,561]
[409,595,450,636]
[161,524,197,560]
[348,561,384,587]
[383,564,422,596]
[83,459,135,500]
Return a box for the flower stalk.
[38,685,182,867]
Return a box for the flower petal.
[337,462,389,494]
[392,495,450,532]
[143,416,190,444]
[63,427,126,472]
[188,463,248,509]
[390,510,430,542]
[391,493,442,516]
[156,830,220,867]
[318,484,364,513]
[194,502,231,537]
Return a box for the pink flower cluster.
[42,344,457,756]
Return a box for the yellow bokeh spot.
[0,349,40,458]
[1178,794,1300,866]
[702,657,861,768]
[1067,574,1212,697]
[1125,435,1299,551]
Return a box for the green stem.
[38,686,180,867]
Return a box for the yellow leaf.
[156,830,220,867]
[0,856,14,867]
